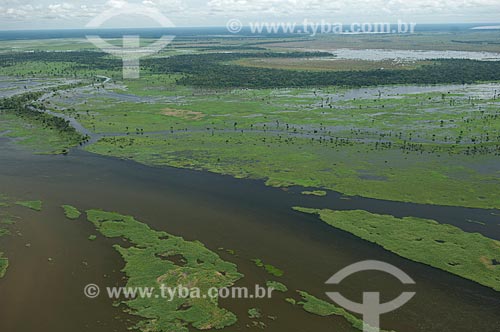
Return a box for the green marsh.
[294,208,500,291]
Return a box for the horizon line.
[1,22,500,33]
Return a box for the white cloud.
[207,0,500,18]
[207,0,341,15]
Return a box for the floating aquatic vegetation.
[297,291,391,332]
[248,308,262,319]
[266,280,288,292]
[15,200,42,211]
[86,209,243,332]
[252,259,284,277]
[294,207,500,291]
[62,205,81,220]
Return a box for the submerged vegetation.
[294,207,500,291]
[86,209,243,332]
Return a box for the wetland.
[0,26,499,332]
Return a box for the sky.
[0,0,500,30]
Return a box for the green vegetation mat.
[297,291,390,332]
[251,259,284,277]
[294,208,500,291]
[86,209,243,332]
[15,200,42,211]
[248,308,262,319]
[266,280,288,292]
[62,205,81,220]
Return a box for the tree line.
[3,50,500,89]
[147,53,500,88]
[0,90,85,146]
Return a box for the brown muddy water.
[0,138,499,332]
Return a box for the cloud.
[0,1,103,21]
[207,0,341,15]
[207,0,500,18]
[0,0,186,23]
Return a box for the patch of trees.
[145,53,500,88]
[0,91,84,144]
[143,51,332,73]
[176,45,267,51]
[0,51,121,71]
[451,40,500,45]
